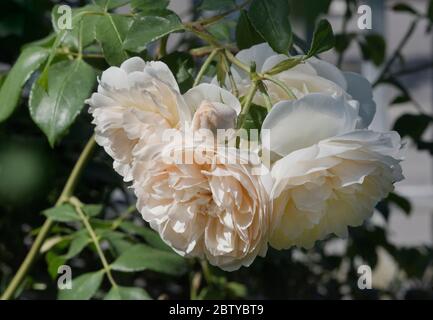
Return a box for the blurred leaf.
[390,94,410,105]
[0,46,49,123]
[248,0,292,54]
[119,221,172,251]
[393,113,433,141]
[63,231,90,259]
[208,20,235,41]
[43,204,80,222]
[226,281,247,298]
[334,33,355,53]
[392,3,419,15]
[161,51,194,93]
[29,59,96,146]
[104,286,151,300]
[359,34,386,66]
[236,10,264,50]
[307,19,335,57]
[40,236,65,254]
[98,229,132,255]
[388,192,412,216]
[111,244,188,276]
[199,0,235,11]
[123,12,183,53]
[428,0,433,24]
[58,270,104,300]
[83,204,103,217]
[96,14,132,65]
[46,251,67,279]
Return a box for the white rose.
[262,93,403,249]
[131,87,272,271]
[86,57,193,181]
[226,43,376,128]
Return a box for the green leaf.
[334,33,355,53]
[51,5,101,50]
[97,229,133,255]
[111,244,188,276]
[199,0,235,11]
[242,104,268,132]
[392,3,419,15]
[161,51,194,93]
[58,271,104,300]
[46,251,67,279]
[29,59,96,146]
[131,0,169,12]
[96,14,132,65]
[248,0,292,54]
[0,46,49,123]
[63,231,91,259]
[83,204,103,217]
[307,19,335,57]
[359,34,386,66]
[208,20,235,42]
[123,13,183,53]
[95,0,130,10]
[119,221,172,251]
[235,10,264,50]
[104,286,151,300]
[388,192,412,216]
[265,56,303,75]
[429,0,433,23]
[393,113,433,141]
[43,204,80,222]
[226,281,247,298]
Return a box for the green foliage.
[235,10,264,50]
[123,12,183,53]
[29,59,96,146]
[58,270,104,300]
[358,34,386,66]
[96,14,132,65]
[248,0,292,54]
[43,204,80,222]
[105,286,151,300]
[307,19,335,57]
[1,0,432,301]
[0,46,49,122]
[111,244,188,276]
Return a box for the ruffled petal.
[261,94,359,156]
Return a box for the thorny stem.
[70,197,118,288]
[1,136,97,300]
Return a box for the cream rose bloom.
[261,93,403,249]
[87,57,193,181]
[225,43,376,129]
[131,90,272,271]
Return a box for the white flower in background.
[262,93,403,249]
[131,88,272,271]
[226,43,376,128]
[87,57,193,181]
